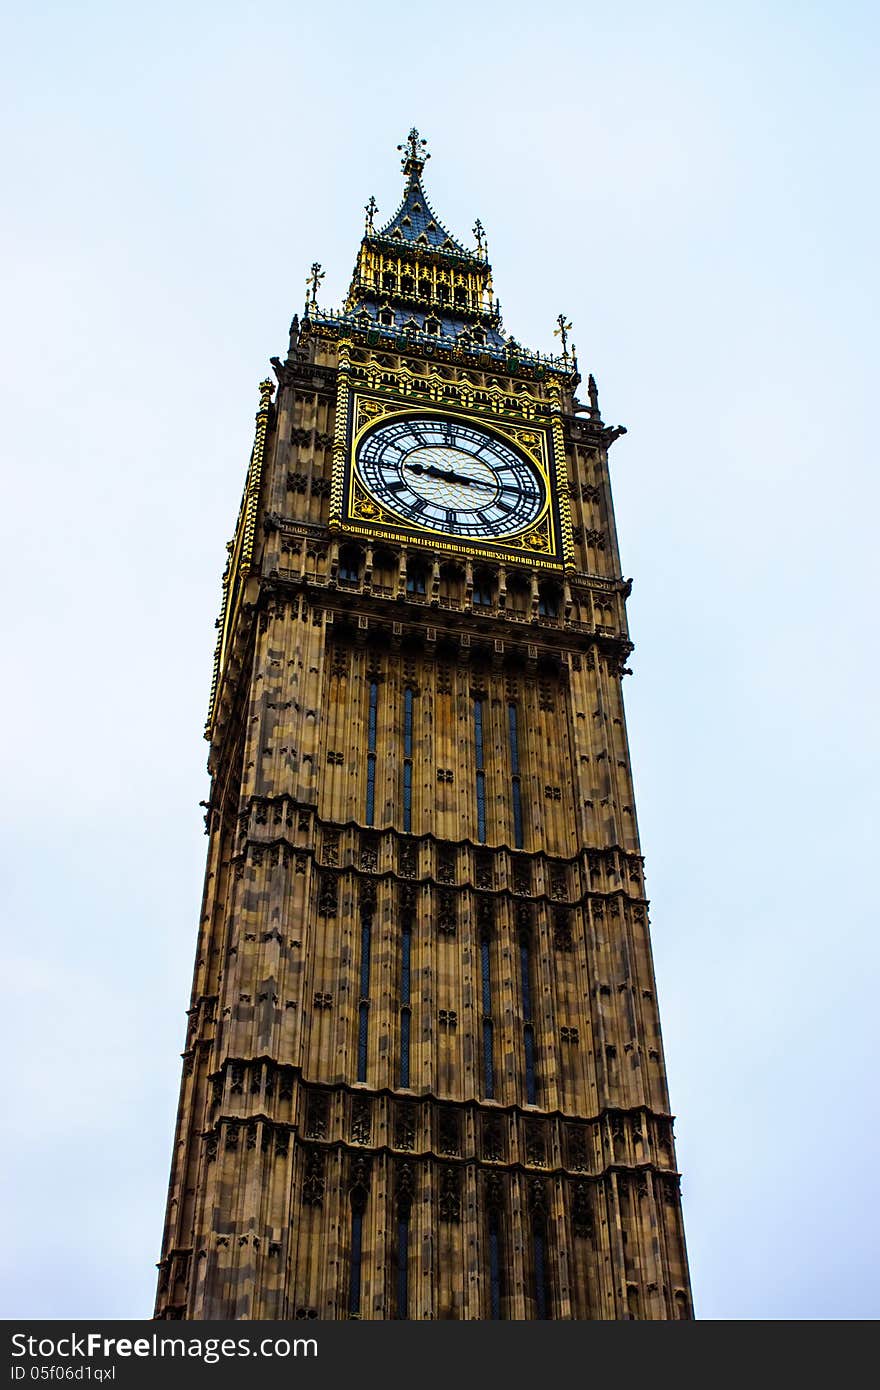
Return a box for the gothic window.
[403,686,414,834]
[380,308,394,326]
[425,317,440,335]
[508,703,524,850]
[485,1174,505,1319]
[406,562,427,595]
[401,273,415,295]
[484,1209,503,1319]
[365,679,378,826]
[437,281,450,303]
[382,271,397,291]
[399,907,412,1088]
[472,571,493,607]
[533,1227,549,1319]
[395,1165,414,1319]
[505,571,530,615]
[338,545,361,585]
[454,286,467,306]
[473,327,486,345]
[419,278,431,298]
[480,929,494,1099]
[529,1180,550,1319]
[520,926,537,1104]
[348,1161,370,1318]
[538,584,561,618]
[473,699,487,844]
[357,902,373,1084]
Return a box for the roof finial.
[473,218,486,256]
[305,262,325,310]
[554,313,573,358]
[398,127,430,179]
[364,195,378,233]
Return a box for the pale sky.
[2,0,878,1319]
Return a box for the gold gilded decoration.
[351,479,391,523]
[343,385,563,564]
[206,377,274,736]
[356,398,389,433]
[554,313,573,359]
[329,338,352,527]
[519,524,551,552]
[242,378,274,574]
[547,377,575,570]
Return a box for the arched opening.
[538,583,561,618]
[338,544,363,586]
[371,547,397,595]
[439,561,465,608]
[472,568,494,608]
[505,571,530,616]
[406,560,428,596]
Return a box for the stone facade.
[154,136,692,1321]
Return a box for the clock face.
[355,415,546,538]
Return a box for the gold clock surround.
[330,351,572,569]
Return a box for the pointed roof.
[373,128,470,255]
[300,128,575,380]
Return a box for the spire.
[371,128,469,254]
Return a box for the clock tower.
[154,130,693,1320]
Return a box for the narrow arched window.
[481,932,494,1099]
[520,929,537,1104]
[473,698,487,843]
[357,907,372,1083]
[365,679,378,826]
[473,573,493,607]
[399,915,412,1088]
[338,546,360,584]
[508,703,524,849]
[403,687,414,832]
[489,1211,502,1318]
[538,585,560,618]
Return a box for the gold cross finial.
[306,262,325,306]
[554,313,573,357]
[398,127,430,178]
[365,195,378,231]
[473,218,486,255]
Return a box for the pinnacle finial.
[364,195,378,232]
[305,262,325,309]
[554,313,573,358]
[473,218,486,255]
[398,127,430,178]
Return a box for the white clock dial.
[355,416,545,538]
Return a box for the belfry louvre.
[155,130,693,1320]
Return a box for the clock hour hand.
[405,461,475,487]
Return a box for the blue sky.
[1,0,878,1319]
